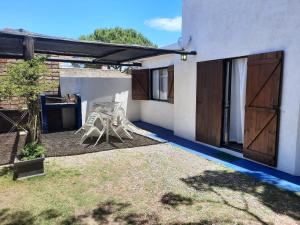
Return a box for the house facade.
[133,0,300,176]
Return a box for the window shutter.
[244,51,283,166]
[196,60,225,147]
[167,65,174,104]
[131,69,150,100]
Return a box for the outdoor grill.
[40,94,82,134]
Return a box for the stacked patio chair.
[75,112,106,146]
[95,102,124,142]
[113,107,135,140]
[99,103,137,142]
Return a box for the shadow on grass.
[60,200,159,225]
[1,199,238,225]
[0,208,60,225]
[39,209,61,220]
[0,166,13,177]
[0,209,34,225]
[161,192,193,209]
[170,219,238,225]
[61,199,235,225]
[92,201,130,223]
[180,170,300,224]
[114,213,160,225]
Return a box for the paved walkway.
[134,121,300,192]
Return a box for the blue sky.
[0,0,182,47]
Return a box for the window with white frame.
[151,68,168,101]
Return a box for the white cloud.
[145,16,182,32]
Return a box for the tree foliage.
[0,57,56,142]
[80,27,157,47]
[0,57,51,102]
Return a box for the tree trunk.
[27,99,41,143]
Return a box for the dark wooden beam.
[34,49,95,58]
[0,53,23,59]
[119,50,197,63]
[33,35,197,54]
[23,36,34,60]
[46,57,142,67]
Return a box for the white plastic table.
[93,102,121,143]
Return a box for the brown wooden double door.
[196,51,283,166]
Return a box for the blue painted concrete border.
[134,121,300,192]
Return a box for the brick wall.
[0,58,60,109]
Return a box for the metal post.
[23,36,34,60]
[40,94,48,134]
[75,94,82,129]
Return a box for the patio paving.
[42,130,162,157]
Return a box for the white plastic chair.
[94,102,124,142]
[113,108,135,139]
[107,103,128,142]
[75,112,106,146]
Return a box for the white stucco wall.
[60,75,140,124]
[177,0,300,175]
[139,52,176,131]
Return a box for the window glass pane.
[160,69,168,100]
[152,70,160,99]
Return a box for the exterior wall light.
[181,54,188,61]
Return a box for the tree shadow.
[114,213,160,225]
[92,200,131,223]
[60,200,159,225]
[0,166,13,177]
[38,208,61,220]
[180,170,300,224]
[60,215,85,225]
[160,192,193,209]
[0,209,34,225]
[170,219,238,225]
[0,208,60,225]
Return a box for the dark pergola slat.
[0,29,197,66]
[94,49,127,61]
[47,57,142,67]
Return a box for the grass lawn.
[0,143,299,225]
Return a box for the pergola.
[0,29,196,66]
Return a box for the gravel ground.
[41,130,161,157]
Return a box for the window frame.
[150,67,169,102]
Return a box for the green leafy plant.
[0,56,56,142]
[20,142,45,161]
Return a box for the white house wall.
[179,0,300,175]
[140,54,176,131]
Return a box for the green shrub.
[0,57,55,143]
[20,142,45,161]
